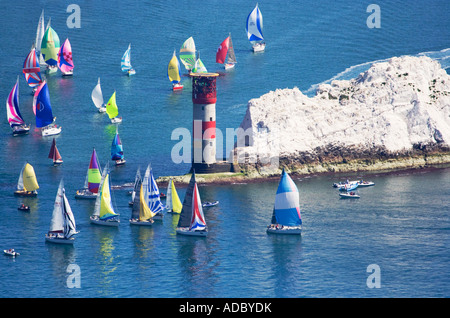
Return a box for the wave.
[305,48,450,97]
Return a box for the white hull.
[111,117,122,124]
[90,216,120,227]
[46,65,58,74]
[339,193,360,199]
[98,107,107,113]
[41,125,62,136]
[224,63,235,70]
[62,70,73,76]
[12,125,30,136]
[172,83,183,91]
[128,69,136,76]
[176,227,208,237]
[115,159,126,166]
[45,235,75,244]
[266,226,301,235]
[252,43,265,52]
[129,219,154,226]
[3,250,19,257]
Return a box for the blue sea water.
[0,0,449,298]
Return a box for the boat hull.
[111,117,122,124]
[45,236,75,245]
[12,125,30,136]
[339,193,360,199]
[224,63,235,70]
[90,216,120,227]
[3,250,19,257]
[41,125,62,137]
[266,227,301,235]
[62,70,73,76]
[176,228,208,237]
[172,83,183,91]
[75,190,98,200]
[115,159,126,166]
[46,66,58,74]
[252,43,265,52]
[14,190,37,197]
[129,219,154,226]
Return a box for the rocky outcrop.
[233,55,450,176]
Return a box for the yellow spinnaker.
[139,184,155,221]
[99,174,118,219]
[171,180,182,213]
[106,91,119,119]
[23,163,39,192]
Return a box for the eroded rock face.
[235,55,450,175]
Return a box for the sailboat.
[192,53,208,73]
[106,91,122,123]
[48,138,63,165]
[41,19,61,73]
[176,172,208,236]
[90,163,120,226]
[179,37,196,73]
[6,77,30,135]
[216,34,237,69]
[128,168,141,206]
[165,178,182,214]
[35,9,46,65]
[23,47,43,92]
[266,169,302,235]
[33,81,62,136]
[75,148,102,199]
[168,50,183,91]
[140,164,165,222]
[246,3,265,52]
[111,127,126,165]
[129,165,154,226]
[14,162,39,197]
[121,43,136,76]
[57,38,74,76]
[45,179,78,244]
[91,78,106,112]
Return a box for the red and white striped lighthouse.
[191,73,219,172]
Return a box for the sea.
[0,0,449,299]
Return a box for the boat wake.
[305,48,450,97]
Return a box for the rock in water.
[234,56,450,175]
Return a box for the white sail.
[63,193,77,238]
[35,10,46,64]
[91,77,104,109]
[166,179,173,211]
[49,179,65,233]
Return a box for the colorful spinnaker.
[267,169,302,235]
[14,162,39,197]
[41,19,60,72]
[179,37,196,72]
[168,50,183,90]
[121,43,135,75]
[106,91,122,123]
[33,81,61,136]
[192,53,207,73]
[166,178,182,214]
[57,38,74,76]
[75,148,102,199]
[48,138,63,165]
[216,34,237,69]
[176,171,207,236]
[6,77,30,135]
[246,3,265,52]
[111,127,125,165]
[23,48,43,89]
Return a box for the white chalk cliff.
[236,55,450,173]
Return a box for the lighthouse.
[190,72,231,174]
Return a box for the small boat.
[246,3,265,52]
[45,179,78,244]
[4,249,20,257]
[202,200,219,208]
[339,183,358,192]
[106,91,122,124]
[57,38,74,76]
[179,37,196,73]
[23,47,43,93]
[216,33,237,69]
[356,180,375,187]
[339,191,360,199]
[6,76,31,135]
[176,172,208,237]
[48,138,63,165]
[18,204,30,212]
[267,169,302,235]
[75,148,102,199]
[111,127,126,165]
[33,81,62,136]
[165,178,182,213]
[14,162,39,197]
[91,78,107,113]
[168,50,183,91]
[121,43,135,76]
[90,163,120,226]
[41,19,60,74]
